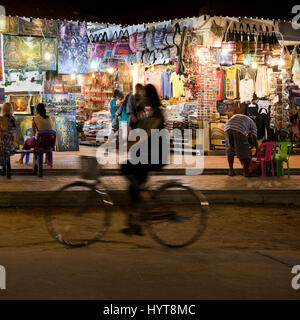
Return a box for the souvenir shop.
[0,15,299,152]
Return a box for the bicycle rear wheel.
[45,181,112,247]
[146,182,208,248]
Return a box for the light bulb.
[91,61,97,70]
[107,68,114,74]
[279,59,285,67]
[251,62,258,69]
[44,51,51,61]
[92,73,95,78]
[71,74,76,80]
[197,49,203,58]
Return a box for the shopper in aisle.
[0,103,16,165]
[114,93,130,143]
[126,83,146,129]
[225,114,258,177]
[16,103,54,165]
[108,90,123,143]
[121,84,168,236]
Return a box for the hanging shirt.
[239,78,254,103]
[225,66,238,100]
[257,100,270,114]
[145,70,162,97]
[255,66,269,98]
[161,70,173,99]
[170,72,184,98]
[216,69,223,101]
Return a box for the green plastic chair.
[273,142,292,178]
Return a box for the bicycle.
[45,156,209,248]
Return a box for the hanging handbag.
[136,30,146,52]
[165,22,181,47]
[145,27,155,51]
[249,25,257,54]
[220,53,233,66]
[221,22,236,52]
[256,26,263,53]
[154,26,167,49]
[112,30,131,57]
[242,24,250,54]
[234,23,242,54]
[262,26,270,54]
[271,29,281,55]
[129,31,138,53]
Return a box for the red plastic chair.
[35,130,56,167]
[256,142,276,177]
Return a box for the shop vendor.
[224,114,258,177]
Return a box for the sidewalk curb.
[0,189,299,207]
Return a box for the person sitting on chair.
[17,103,53,165]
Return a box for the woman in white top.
[17,103,53,164]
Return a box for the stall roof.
[279,21,300,43]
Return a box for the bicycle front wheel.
[45,181,112,247]
[146,182,208,248]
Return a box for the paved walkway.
[10,145,300,170]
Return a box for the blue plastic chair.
[24,128,33,164]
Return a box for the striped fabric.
[225,114,257,137]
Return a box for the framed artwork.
[58,21,88,74]
[209,122,226,149]
[3,35,57,71]
[0,16,19,35]
[0,34,4,82]
[9,95,32,114]
[42,93,76,116]
[19,18,58,37]
[54,116,79,151]
[15,115,33,148]
[44,80,69,94]
[4,69,44,92]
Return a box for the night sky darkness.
[0,0,296,24]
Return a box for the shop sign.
[58,21,88,75]
[19,18,58,37]
[3,35,57,71]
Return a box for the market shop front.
[0,15,299,174]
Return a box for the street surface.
[0,204,299,299]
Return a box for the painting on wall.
[44,80,69,94]
[42,93,76,116]
[54,116,79,151]
[3,35,57,71]
[58,21,88,74]
[0,16,19,35]
[9,95,32,114]
[4,69,44,92]
[15,115,33,148]
[19,18,58,37]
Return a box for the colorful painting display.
[3,35,57,71]
[0,16,19,35]
[15,115,33,148]
[58,22,88,74]
[19,18,58,37]
[44,80,69,94]
[54,116,79,151]
[9,95,31,114]
[42,93,76,116]
[4,69,44,92]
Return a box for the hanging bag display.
[112,30,131,57]
[129,31,138,53]
[262,26,270,54]
[271,29,281,55]
[165,22,181,47]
